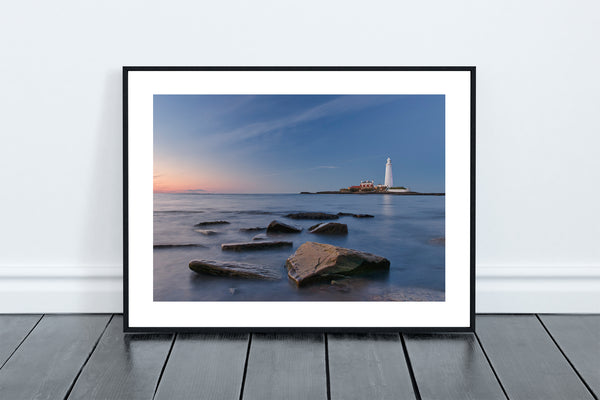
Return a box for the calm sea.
[154,193,445,301]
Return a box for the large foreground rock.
[285,242,390,286]
[266,220,302,233]
[285,212,339,220]
[308,222,348,235]
[189,260,281,280]
[221,241,293,251]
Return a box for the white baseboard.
[476,266,600,313]
[0,266,123,313]
[0,266,598,314]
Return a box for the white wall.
[0,0,598,313]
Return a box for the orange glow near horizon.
[154,150,274,194]
[153,166,258,194]
[153,174,228,193]
[154,157,223,193]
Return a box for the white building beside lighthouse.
[384,157,393,188]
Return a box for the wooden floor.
[0,315,597,400]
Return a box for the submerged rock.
[284,212,339,220]
[308,222,348,235]
[154,244,207,249]
[239,227,266,232]
[329,279,352,293]
[371,288,445,301]
[252,233,268,241]
[353,214,374,218]
[194,221,230,226]
[266,220,302,234]
[194,229,219,235]
[429,237,445,246]
[221,241,293,251]
[285,242,390,286]
[189,260,281,280]
[337,212,374,218]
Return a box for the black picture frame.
[123,66,476,333]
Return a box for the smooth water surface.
[153,193,445,301]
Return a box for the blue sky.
[153,95,445,193]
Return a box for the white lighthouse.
[384,157,393,188]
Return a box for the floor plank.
[476,315,594,400]
[404,333,506,400]
[154,333,249,400]
[0,314,110,400]
[328,333,416,400]
[242,333,328,400]
[539,314,600,398]
[66,315,173,400]
[0,314,41,368]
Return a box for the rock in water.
[221,241,293,251]
[284,212,339,220]
[239,227,266,232]
[252,233,268,241]
[154,244,207,249]
[189,260,281,280]
[353,214,374,218]
[371,287,445,301]
[308,222,348,235]
[429,237,445,246]
[194,229,219,235]
[337,212,375,218]
[285,242,390,286]
[194,220,230,226]
[266,220,302,233]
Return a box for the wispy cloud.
[209,95,397,146]
[312,165,339,169]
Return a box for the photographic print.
[153,94,445,302]
[124,67,474,330]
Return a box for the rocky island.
[299,157,444,195]
[301,190,444,196]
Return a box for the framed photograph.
[123,67,475,332]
